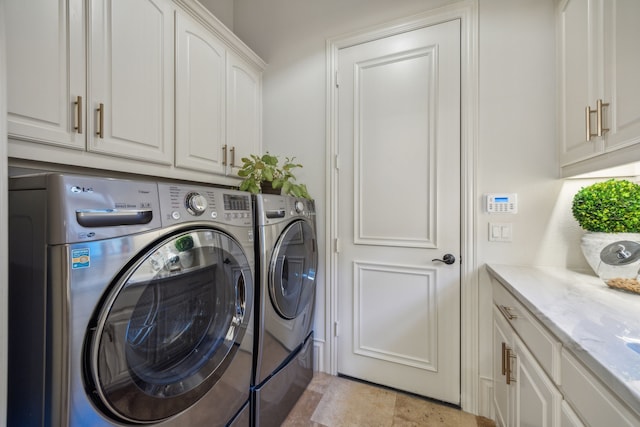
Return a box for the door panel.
[355,48,436,248]
[89,0,174,164]
[337,19,461,404]
[353,262,437,370]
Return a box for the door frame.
[324,0,480,413]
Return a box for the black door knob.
[432,254,455,265]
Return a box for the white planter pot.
[581,232,640,292]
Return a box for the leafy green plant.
[237,153,311,199]
[572,179,640,232]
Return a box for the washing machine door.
[85,228,252,424]
[269,219,317,320]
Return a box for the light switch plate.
[489,222,512,242]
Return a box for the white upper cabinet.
[226,51,262,172]
[557,0,600,165]
[175,10,262,176]
[88,0,175,164]
[6,0,85,149]
[7,0,175,165]
[558,0,640,174]
[175,10,227,174]
[6,0,264,184]
[601,0,640,152]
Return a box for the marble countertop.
[486,264,640,416]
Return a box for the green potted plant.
[572,179,640,293]
[237,153,311,199]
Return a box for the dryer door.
[269,219,317,320]
[85,228,253,423]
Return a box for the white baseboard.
[313,339,325,373]
[479,375,494,419]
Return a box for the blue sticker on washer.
[72,248,90,269]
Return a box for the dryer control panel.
[158,183,253,227]
[255,195,315,226]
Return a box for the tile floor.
[283,373,496,427]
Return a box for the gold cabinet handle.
[597,99,609,137]
[498,304,518,320]
[230,146,236,167]
[222,144,228,166]
[501,342,507,375]
[585,105,591,141]
[586,105,597,141]
[505,347,516,385]
[74,96,83,134]
[96,103,104,138]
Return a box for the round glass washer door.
[85,228,252,424]
[269,219,317,320]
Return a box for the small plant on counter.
[237,153,311,199]
[572,179,640,232]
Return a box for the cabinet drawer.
[561,349,639,427]
[492,278,561,382]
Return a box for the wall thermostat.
[486,193,518,214]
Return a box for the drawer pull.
[501,342,507,375]
[596,99,609,137]
[498,304,518,320]
[506,347,516,385]
[96,103,104,138]
[74,96,83,134]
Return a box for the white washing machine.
[252,195,317,427]
[8,173,255,426]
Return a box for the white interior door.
[336,19,461,404]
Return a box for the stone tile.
[284,374,496,427]
[311,376,396,427]
[282,388,325,427]
[392,393,478,427]
[306,372,334,394]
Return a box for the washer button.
[211,211,217,219]
[172,211,181,220]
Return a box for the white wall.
[225,0,595,416]
[198,0,234,30]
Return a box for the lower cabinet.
[493,305,562,426]
[561,349,639,427]
[512,335,562,426]
[492,276,640,427]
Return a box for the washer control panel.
[185,192,208,216]
[158,183,252,227]
[256,195,315,226]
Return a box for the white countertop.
[486,264,640,416]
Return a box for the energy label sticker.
[72,248,90,269]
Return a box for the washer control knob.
[185,192,208,216]
[294,201,305,214]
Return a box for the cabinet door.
[513,335,562,427]
[5,0,85,149]
[557,0,603,165]
[175,11,227,174]
[602,0,640,152]
[89,0,174,165]
[227,52,262,172]
[560,400,585,427]
[493,307,512,427]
